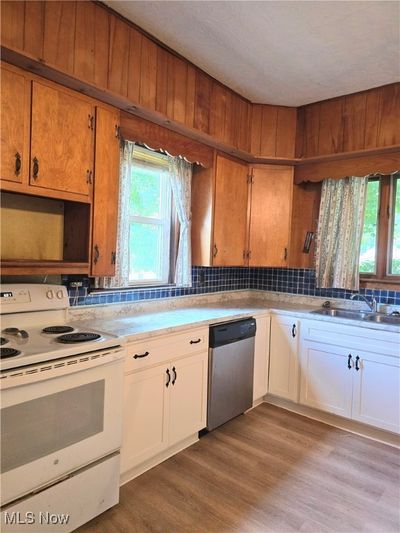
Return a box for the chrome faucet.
[350,293,378,313]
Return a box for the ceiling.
[104,1,400,107]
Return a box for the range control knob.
[46,290,54,299]
[56,290,64,300]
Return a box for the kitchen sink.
[311,308,400,325]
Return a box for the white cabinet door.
[121,364,170,474]
[169,352,208,446]
[352,351,400,434]
[299,341,353,418]
[269,316,299,402]
[253,314,271,402]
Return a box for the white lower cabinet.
[269,315,299,402]
[253,314,271,402]
[121,348,208,477]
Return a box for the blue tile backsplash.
[67,267,400,307]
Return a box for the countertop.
[70,296,400,343]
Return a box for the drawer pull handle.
[347,354,353,369]
[15,152,22,176]
[355,355,360,371]
[190,338,201,344]
[172,366,177,385]
[32,157,39,179]
[291,324,296,338]
[166,368,171,387]
[93,244,100,264]
[133,351,149,359]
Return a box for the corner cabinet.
[268,315,300,402]
[121,328,208,482]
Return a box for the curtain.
[97,142,136,289]
[315,176,368,290]
[168,156,192,287]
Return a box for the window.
[128,147,173,285]
[359,174,400,282]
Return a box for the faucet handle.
[322,300,331,308]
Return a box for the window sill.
[360,278,400,290]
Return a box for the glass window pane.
[359,180,380,274]
[389,176,400,275]
[130,166,162,218]
[129,222,163,282]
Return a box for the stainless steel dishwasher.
[207,318,256,431]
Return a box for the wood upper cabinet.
[91,107,120,277]
[248,165,294,267]
[30,81,94,197]
[1,66,30,184]
[213,155,249,266]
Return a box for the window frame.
[360,174,400,287]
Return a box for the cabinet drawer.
[301,319,400,357]
[125,327,209,373]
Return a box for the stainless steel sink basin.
[310,308,369,320]
[363,314,400,325]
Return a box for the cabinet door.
[299,341,353,418]
[121,365,170,474]
[352,351,400,433]
[1,67,30,184]
[269,316,299,402]
[30,81,94,196]
[253,314,271,402]
[91,107,120,276]
[249,166,293,267]
[213,155,249,266]
[169,352,208,446]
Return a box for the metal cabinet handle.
[166,368,171,387]
[93,244,100,264]
[284,247,288,261]
[86,170,93,184]
[291,324,296,338]
[347,354,353,369]
[172,366,177,385]
[111,251,116,265]
[15,152,21,176]
[213,244,218,257]
[355,356,360,371]
[88,114,94,130]
[32,157,39,179]
[190,338,201,344]
[133,351,149,359]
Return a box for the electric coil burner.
[57,332,102,344]
[42,325,75,334]
[0,347,21,358]
[0,337,8,346]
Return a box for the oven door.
[0,347,124,506]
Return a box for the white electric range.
[0,284,125,532]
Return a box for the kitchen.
[0,1,399,532]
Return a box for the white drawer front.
[125,327,209,373]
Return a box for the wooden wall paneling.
[295,107,305,158]
[74,1,95,84]
[303,103,320,157]
[43,1,76,74]
[193,71,211,134]
[1,1,24,51]
[93,5,110,89]
[24,1,44,59]
[108,16,130,96]
[377,84,400,146]
[223,90,235,146]
[191,163,215,266]
[294,150,400,183]
[166,54,187,124]
[155,46,168,115]
[343,92,367,152]
[185,65,196,128]
[289,182,321,268]
[120,112,214,168]
[364,89,381,149]
[210,83,227,142]
[276,106,297,158]
[317,98,344,155]
[139,36,157,110]
[1,66,30,184]
[260,105,278,157]
[250,104,262,156]
[127,26,142,103]
[237,98,251,153]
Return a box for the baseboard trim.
[264,395,400,448]
[120,434,199,485]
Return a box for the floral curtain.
[315,176,368,290]
[96,142,135,289]
[168,156,192,287]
